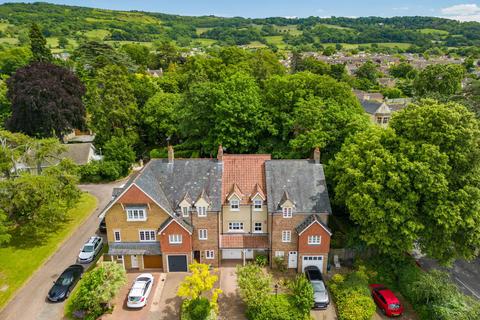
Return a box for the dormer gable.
[227,183,244,201]
[178,192,192,217]
[195,189,210,217]
[279,190,294,208]
[250,183,266,201]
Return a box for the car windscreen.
[312,282,326,292]
[82,244,94,252]
[57,272,74,285]
[389,303,401,309]
[128,296,141,302]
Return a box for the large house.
[102,146,332,273]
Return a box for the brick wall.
[190,211,220,267]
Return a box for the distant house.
[146,69,163,77]
[355,90,411,127]
[16,143,102,174]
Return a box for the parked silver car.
[305,266,330,309]
[77,236,103,264]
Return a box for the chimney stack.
[168,145,174,164]
[217,144,223,161]
[314,147,320,164]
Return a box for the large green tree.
[414,64,465,97]
[6,62,86,138]
[87,65,139,147]
[180,72,268,154]
[0,47,32,75]
[29,23,52,62]
[330,100,480,263]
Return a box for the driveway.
[219,261,247,320]
[153,272,186,320]
[311,303,337,320]
[418,257,480,300]
[0,179,127,320]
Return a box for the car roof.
[129,279,150,297]
[378,288,400,303]
[66,264,83,271]
[85,236,101,245]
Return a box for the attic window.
[253,199,262,210]
[230,199,240,211]
[282,207,292,218]
[181,206,189,217]
[197,206,207,217]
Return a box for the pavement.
[418,257,480,300]
[0,179,127,320]
[218,262,247,320]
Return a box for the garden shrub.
[181,297,212,320]
[79,160,122,182]
[273,256,286,271]
[329,266,376,320]
[237,263,272,309]
[248,294,300,320]
[66,262,126,320]
[288,274,314,317]
[255,254,268,267]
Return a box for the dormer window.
[253,199,262,211]
[230,199,240,211]
[282,207,293,218]
[181,206,189,217]
[126,207,147,221]
[197,206,207,217]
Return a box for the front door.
[194,250,201,263]
[131,255,139,268]
[288,251,298,269]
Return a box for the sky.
[2,1,480,21]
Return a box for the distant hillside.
[0,2,479,51]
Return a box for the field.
[84,29,110,40]
[0,193,98,308]
[196,27,212,35]
[419,28,449,35]
[0,37,18,45]
[192,38,216,46]
[322,42,412,50]
[319,23,354,31]
[274,24,302,36]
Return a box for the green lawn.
[84,29,110,40]
[195,27,212,36]
[274,24,302,36]
[419,28,449,35]
[319,23,355,31]
[322,42,412,49]
[193,38,216,46]
[0,37,18,45]
[0,193,98,309]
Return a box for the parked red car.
[369,284,404,317]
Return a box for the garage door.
[302,255,324,272]
[143,255,163,269]
[168,255,188,272]
[222,249,242,259]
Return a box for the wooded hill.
[1,2,480,51]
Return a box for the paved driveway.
[0,179,127,320]
[311,303,337,320]
[219,261,247,320]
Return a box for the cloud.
[393,7,410,11]
[441,3,480,21]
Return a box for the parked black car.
[47,264,84,302]
[99,218,107,233]
[304,266,330,309]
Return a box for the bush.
[66,262,126,320]
[287,274,314,317]
[182,298,212,320]
[273,256,286,272]
[255,255,268,267]
[329,266,376,320]
[79,160,122,182]
[248,294,300,320]
[103,136,135,176]
[237,264,272,308]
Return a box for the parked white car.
[127,273,155,308]
[77,236,103,264]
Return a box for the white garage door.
[222,249,242,259]
[302,255,324,272]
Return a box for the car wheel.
[66,290,70,298]
[381,308,386,315]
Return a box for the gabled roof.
[265,160,332,214]
[359,99,384,115]
[296,214,332,236]
[158,217,193,234]
[100,158,222,218]
[222,154,271,204]
[250,183,266,200]
[227,183,244,201]
[279,190,292,207]
[178,191,192,207]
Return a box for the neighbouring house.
[15,142,102,174]
[101,146,333,273]
[355,90,411,127]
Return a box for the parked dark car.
[304,266,330,309]
[99,218,107,233]
[47,265,84,302]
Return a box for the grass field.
[274,24,302,36]
[0,37,18,45]
[419,28,449,35]
[84,29,110,40]
[319,23,354,31]
[0,22,12,32]
[104,40,154,48]
[245,41,268,48]
[193,38,216,46]
[0,193,98,309]
[196,27,212,35]
[322,42,412,49]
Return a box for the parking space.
[219,262,247,320]
[311,303,337,320]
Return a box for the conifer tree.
[29,23,52,62]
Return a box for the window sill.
[126,219,147,222]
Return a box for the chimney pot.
[217,144,223,161]
[314,147,321,164]
[168,145,174,164]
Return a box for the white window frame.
[126,207,147,221]
[275,251,285,258]
[169,234,183,244]
[113,229,121,242]
[198,229,208,240]
[308,235,322,245]
[197,206,207,217]
[228,222,244,232]
[205,250,214,259]
[282,230,291,243]
[253,199,263,211]
[230,199,240,211]
[253,222,262,233]
[282,207,293,218]
[139,230,156,242]
[181,206,189,217]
